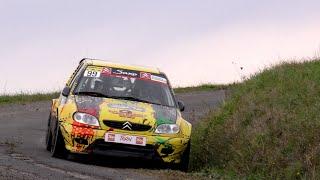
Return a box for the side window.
[161,73,178,107]
[59,63,85,103]
[69,64,86,89]
[66,63,85,87]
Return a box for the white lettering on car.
[113,69,138,77]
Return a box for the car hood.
[74,95,178,130]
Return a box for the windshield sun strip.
[84,65,169,85]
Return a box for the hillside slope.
[191,59,320,179]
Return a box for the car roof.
[81,58,161,74]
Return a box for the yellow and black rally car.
[46,58,192,171]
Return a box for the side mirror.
[61,87,71,97]
[178,101,185,112]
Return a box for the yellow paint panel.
[85,59,161,74]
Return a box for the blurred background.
[1,0,320,93]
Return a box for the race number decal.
[84,70,101,77]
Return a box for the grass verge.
[0,92,60,105]
[190,59,320,179]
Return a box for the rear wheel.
[50,122,67,158]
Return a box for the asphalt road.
[0,90,226,180]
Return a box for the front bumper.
[60,122,190,163]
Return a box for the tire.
[50,122,67,158]
[178,141,190,172]
[45,114,52,151]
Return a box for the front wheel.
[164,141,191,172]
[178,141,190,172]
[50,123,67,158]
[45,114,52,151]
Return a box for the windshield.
[73,66,176,107]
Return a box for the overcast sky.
[1,0,320,93]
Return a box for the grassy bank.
[191,59,320,179]
[0,92,60,105]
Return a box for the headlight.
[73,112,100,127]
[155,124,180,134]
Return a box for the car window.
[73,66,175,107]
[69,63,86,87]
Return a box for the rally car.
[45,58,192,171]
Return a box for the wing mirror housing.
[61,87,71,97]
[178,101,185,112]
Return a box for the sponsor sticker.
[140,72,151,80]
[108,103,145,112]
[151,75,167,83]
[107,133,115,141]
[105,133,146,146]
[108,110,144,119]
[136,137,145,145]
[101,67,112,76]
[112,69,138,77]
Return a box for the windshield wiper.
[110,96,163,106]
[74,92,166,106]
[74,91,109,98]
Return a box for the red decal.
[108,134,115,141]
[107,128,114,132]
[72,121,99,129]
[136,137,144,144]
[78,108,98,117]
[101,67,112,76]
[140,72,151,79]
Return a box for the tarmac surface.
[0,90,226,180]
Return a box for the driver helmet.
[111,77,129,91]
